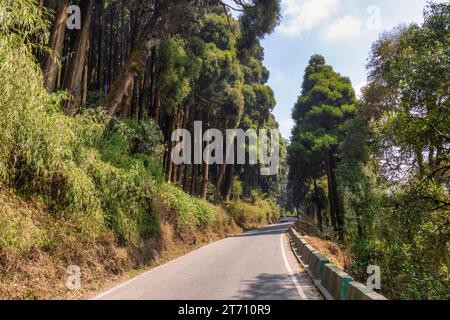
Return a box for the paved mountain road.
[94,220,319,300]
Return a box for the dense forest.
[0,0,286,299]
[287,3,449,299]
[39,0,285,200]
[0,0,448,301]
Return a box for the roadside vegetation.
[0,0,282,299]
[1,0,447,301]
[286,3,449,300]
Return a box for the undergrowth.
[226,194,280,230]
[0,1,282,299]
[0,33,233,248]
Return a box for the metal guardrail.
[288,228,387,301]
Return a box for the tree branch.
[218,1,245,12]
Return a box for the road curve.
[94,220,319,300]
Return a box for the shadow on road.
[233,223,293,238]
[233,273,300,300]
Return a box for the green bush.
[0,1,279,257]
[347,186,449,300]
[0,35,213,247]
[157,183,216,228]
[0,196,47,252]
[0,8,211,247]
[99,118,165,184]
[225,194,280,230]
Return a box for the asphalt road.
[94,219,319,300]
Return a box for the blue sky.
[258,0,447,140]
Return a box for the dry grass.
[302,236,348,269]
[225,200,279,231]
[294,217,351,270]
[0,189,245,300]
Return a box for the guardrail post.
[341,277,353,301]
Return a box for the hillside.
[0,0,283,299]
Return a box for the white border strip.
[280,234,309,300]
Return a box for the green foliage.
[238,0,281,51]
[231,176,243,200]
[100,119,165,183]
[201,13,238,51]
[0,4,218,247]
[0,0,49,51]
[0,34,164,244]
[341,3,450,300]
[157,184,216,228]
[288,5,449,299]
[288,54,357,235]
[289,54,357,168]
[193,34,244,123]
[225,195,280,231]
[244,84,276,126]
[0,1,283,254]
[0,192,49,253]
[158,37,201,113]
[0,16,104,240]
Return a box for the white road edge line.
[280,234,309,300]
[92,239,223,300]
[94,225,303,300]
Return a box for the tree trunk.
[354,204,364,240]
[415,147,425,178]
[105,35,159,117]
[223,164,235,201]
[243,163,250,197]
[131,74,141,119]
[327,157,338,232]
[314,180,323,232]
[138,59,151,122]
[215,164,225,196]
[97,0,105,93]
[82,60,89,105]
[201,161,209,200]
[147,47,157,118]
[164,113,177,182]
[106,3,115,93]
[190,165,197,195]
[327,151,344,239]
[119,76,134,119]
[183,164,190,192]
[43,0,68,93]
[63,0,94,115]
[172,164,179,184]
[104,0,162,119]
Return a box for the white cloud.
[269,69,285,85]
[355,81,367,99]
[279,118,295,130]
[322,15,363,41]
[279,0,341,37]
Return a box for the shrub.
[0,14,161,245]
[157,183,216,229]
[225,196,280,230]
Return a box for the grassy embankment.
[0,24,280,300]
